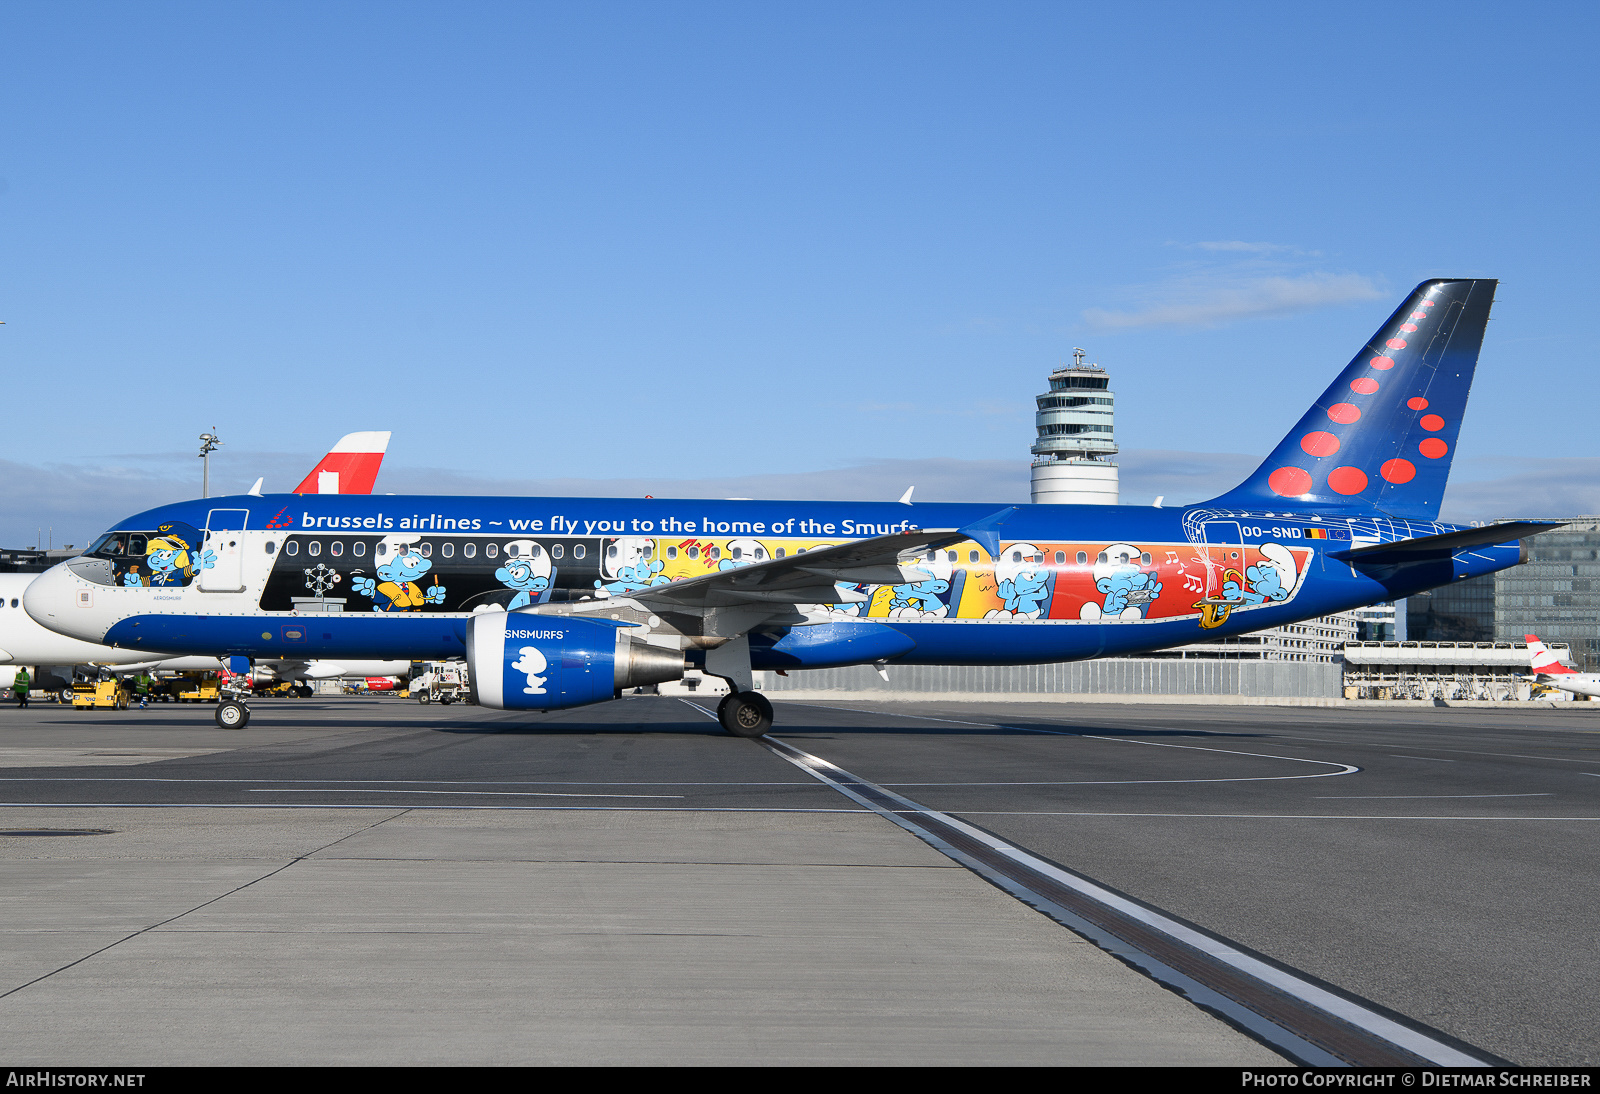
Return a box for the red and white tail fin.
[293,431,391,495]
[1525,634,1577,676]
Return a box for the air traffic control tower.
[1029,349,1119,504]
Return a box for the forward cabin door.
[1201,521,1244,600]
[199,509,250,592]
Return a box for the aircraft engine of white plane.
[465,613,685,711]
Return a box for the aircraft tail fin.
[1205,279,1497,521]
[1526,634,1577,676]
[293,431,391,495]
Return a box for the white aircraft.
[1524,634,1600,699]
[1,432,402,696]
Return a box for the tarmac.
[3,693,1597,1066]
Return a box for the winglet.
[959,506,1021,560]
[898,486,915,506]
[247,477,265,497]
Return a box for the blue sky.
[2,2,1597,545]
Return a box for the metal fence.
[756,658,1342,700]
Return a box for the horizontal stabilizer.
[1330,521,1563,565]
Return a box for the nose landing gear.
[215,699,250,729]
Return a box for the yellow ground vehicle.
[177,674,222,703]
[72,680,131,710]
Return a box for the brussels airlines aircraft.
[25,280,1559,735]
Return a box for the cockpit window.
[86,522,210,588]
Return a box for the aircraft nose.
[23,562,99,639]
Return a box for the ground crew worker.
[13,668,31,708]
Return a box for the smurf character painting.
[498,540,554,609]
[887,550,953,621]
[1079,542,1162,622]
[511,646,548,695]
[595,537,668,596]
[1221,542,1300,606]
[123,522,214,587]
[986,543,1054,621]
[350,535,446,612]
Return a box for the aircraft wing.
[628,527,971,613]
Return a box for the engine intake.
[466,614,685,711]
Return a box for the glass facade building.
[1408,574,1496,642]
[1493,518,1600,671]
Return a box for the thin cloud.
[1191,241,1302,255]
[1082,272,1384,332]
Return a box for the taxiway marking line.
[1314,793,1551,800]
[753,732,1494,1068]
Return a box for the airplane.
[24,279,1560,735]
[2,432,403,698]
[1523,634,1599,699]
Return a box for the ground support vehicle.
[411,663,471,705]
[72,679,130,710]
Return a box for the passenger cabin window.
[376,542,387,557]
[775,548,785,559]
[667,546,678,560]
[1141,552,1152,565]
[754,548,765,560]
[286,541,299,556]
[1055,551,1065,565]
[608,545,619,559]
[420,543,432,558]
[1076,551,1088,565]
[463,543,475,559]
[309,541,322,557]
[265,542,276,556]
[353,542,366,557]
[969,551,979,563]
[574,544,585,559]
[552,544,564,560]
[708,547,720,560]
[442,543,454,558]
[687,547,699,560]
[731,547,742,559]
[331,542,344,557]
[485,543,498,558]
[528,545,541,558]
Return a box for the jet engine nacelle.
[466,614,686,711]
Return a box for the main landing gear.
[215,700,250,730]
[717,691,772,738]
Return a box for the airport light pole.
[198,429,223,499]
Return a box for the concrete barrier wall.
[756,659,1343,701]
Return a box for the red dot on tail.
[1410,311,1427,320]
[1420,414,1445,431]
[1401,323,1418,332]
[1350,377,1379,394]
[1327,403,1361,424]
[1386,338,1407,350]
[1381,458,1416,484]
[1301,431,1340,457]
[1268,466,1313,497]
[1420,438,1448,459]
[1327,466,1369,495]
[1408,396,1429,410]
[1420,300,1435,307]
[1370,356,1394,370]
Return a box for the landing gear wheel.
[718,691,773,738]
[296,685,314,698]
[216,700,250,730]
